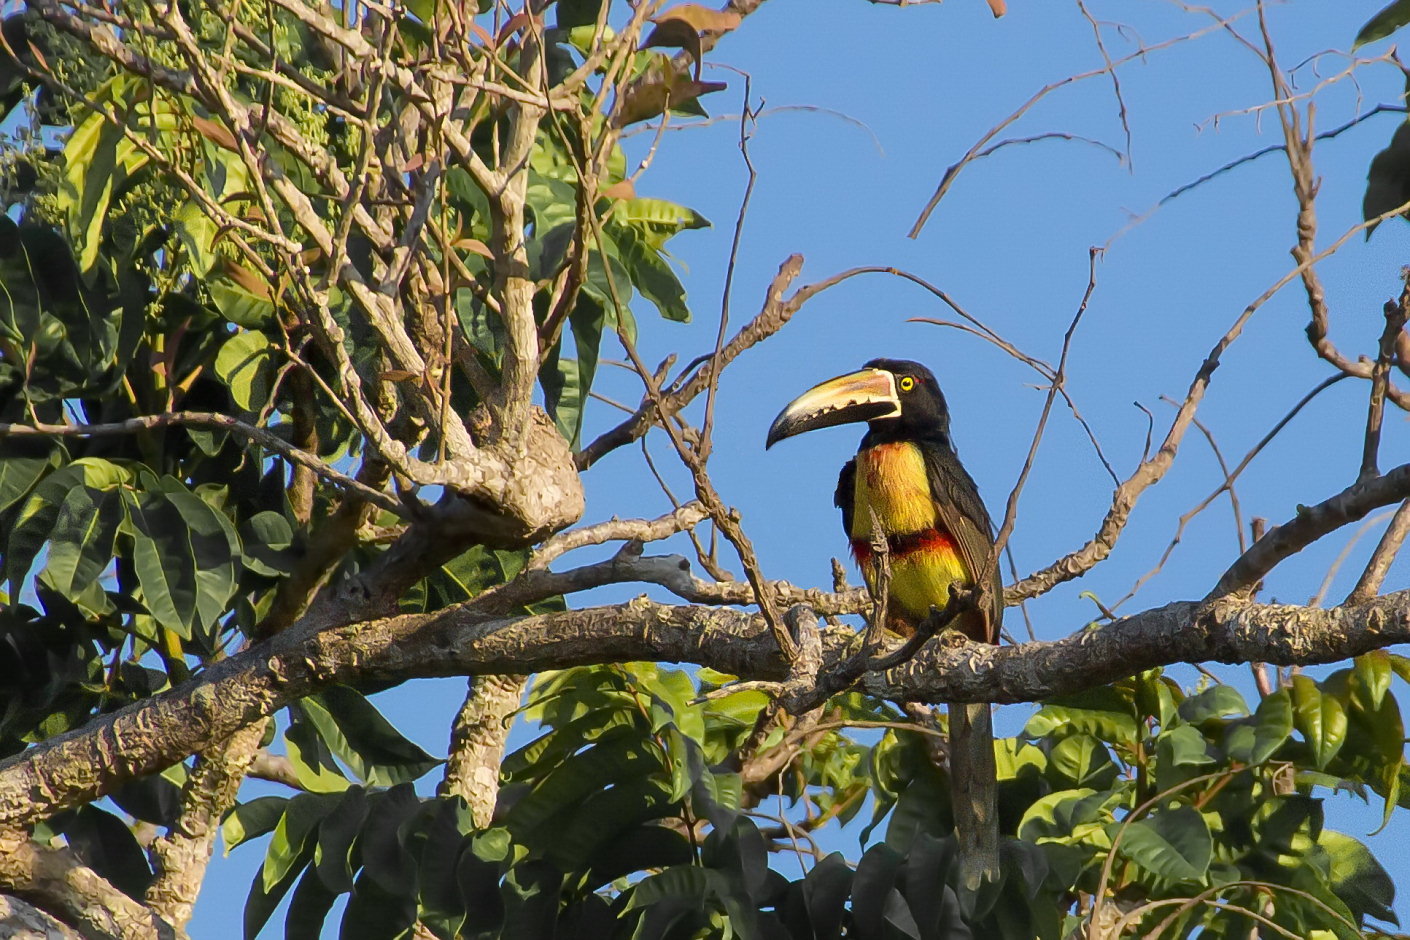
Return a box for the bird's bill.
[765,367,901,448]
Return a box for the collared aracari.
[766,358,1000,889]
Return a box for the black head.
[765,358,952,448]
[860,358,951,444]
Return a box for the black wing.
[920,442,1003,644]
[834,457,857,538]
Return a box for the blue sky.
[190,0,1410,933]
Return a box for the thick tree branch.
[0,834,179,940]
[0,895,83,939]
[439,675,525,827]
[144,721,265,930]
[2,576,1408,830]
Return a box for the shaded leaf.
[223,796,289,852]
[1323,830,1398,925]
[298,686,441,787]
[1116,806,1212,884]
[1355,0,1410,47]
[1363,122,1410,236]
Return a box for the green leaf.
[285,708,352,793]
[1176,684,1248,725]
[7,458,127,595]
[616,225,690,322]
[0,444,57,513]
[1355,0,1410,47]
[1226,688,1294,765]
[124,489,199,639]
[238,511,296,577]
[1025,701,1138,746]
[39,482,124,597]
[263,792,340,893]
[159,482,239,634]
[296,686,442,787]
[1355,652,1393,710]
[61,97,154,272]
[209,272,275,327]
[502,708,643,778]
[1116,806,1212,884]
[1292,675,1349,770]
[613,198,710,244]
[223,796,289,852]
[626,864,717,911]
[1322,830,1398,925]
[1018,788,1113,844]
[1049,733,1119,789]
[215,329,274,412]
[1154,724,1217,792]
[174,199,219,276]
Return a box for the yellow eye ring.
[898,375,916,392]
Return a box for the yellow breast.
[849,442,939,539]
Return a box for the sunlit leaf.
[1292,676,1349,770]
[215,329,274,412]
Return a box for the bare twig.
[1212,461,1410,599]
[0,413,402,514]
[1360,287,1410,480]
[528,502,708,570]
[1345,499,1410,605]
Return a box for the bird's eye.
[898,375,916,392]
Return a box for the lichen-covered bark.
[440,675,526,827]
[1,585,1408,833]
[0,835,179,940]
[0,896,83,939]
[144,721,267,929]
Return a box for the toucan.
[766,358,1000,890]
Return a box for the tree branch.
[1211,461,1410,599]
[0,833,179,940]
[3,575,1409,831]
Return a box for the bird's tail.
[950,701,999,891]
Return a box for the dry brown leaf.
[191,115,238,151]
[652,3,743,32]
[455,237,495,259]
[614,58,726,127]
[219,259,273,300]
[601,179,636,201]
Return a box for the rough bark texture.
[144,720,267,929]
[0,896,82,940]
[2,585,1407,831]
[439,675,527,827]
[0,836,180,940]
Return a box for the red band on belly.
[850,528,958,566]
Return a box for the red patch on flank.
[850,528,958,567]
